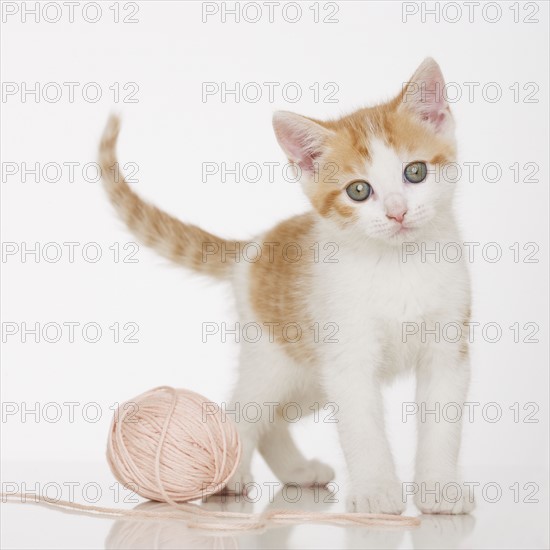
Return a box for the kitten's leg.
[259,417,335,486]
[223,347,295,494]
[414,344,475,514]
[223,383,266,494]
[321,354,405,515]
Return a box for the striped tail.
[99,115,240,280]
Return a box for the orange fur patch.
[249,213,318,364]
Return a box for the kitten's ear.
[399,57,453,134]
[273,111,333,174]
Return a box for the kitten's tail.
[99,115,240,280]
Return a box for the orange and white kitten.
[100,58,473,515]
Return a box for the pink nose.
[384,193,407,224]
[386,210,407,224]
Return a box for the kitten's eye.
[404,161,427,183]
[346,180,372,201]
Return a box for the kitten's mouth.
[387,224,422,242]
[392,224,413,236]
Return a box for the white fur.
[225,136,473,515]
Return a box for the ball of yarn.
[107,386,241,503]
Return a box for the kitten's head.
[273,58,457,244]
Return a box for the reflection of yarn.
[107,386,241,503]
[105,501,239,550]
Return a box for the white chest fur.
[310,224,470,374]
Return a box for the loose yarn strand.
[1,492,420,530]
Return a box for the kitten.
[99,58,473,515]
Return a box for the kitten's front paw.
[221,469,254,495]
[281,458,335,487]
[413,478,475,514]
[347,480,406,515]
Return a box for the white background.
[1,1,549,549]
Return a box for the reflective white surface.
[1,462,548,549]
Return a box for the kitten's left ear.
[399,57,453,134]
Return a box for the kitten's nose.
[385,193,407,224]
[387,211,407,223]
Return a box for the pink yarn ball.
[107,386,241,503]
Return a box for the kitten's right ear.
[272,111,333,174]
